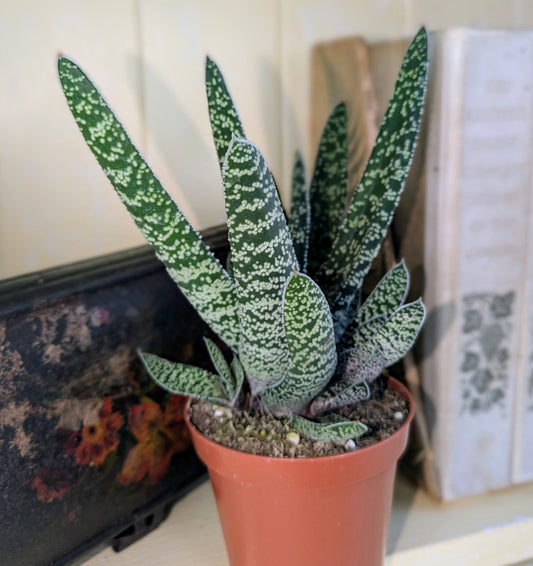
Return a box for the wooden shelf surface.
[81,473,533,566]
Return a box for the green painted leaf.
[342,299,426,384]
[205,56,246,170]
[318,29,428,311]
[309,380,370,416]
[58,57,240,352]
[261,272,337,411]
[140,353,228,402]
[230,356,246,404]
[288,152,310,272]
[307,102,349,277]
[222,137,298,385]
[291,415,368,441]
[204,338,234,399]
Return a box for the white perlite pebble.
[214,407,232,419]
[345,439,356,451]
[286,432,300,445]
[394,411,404,421]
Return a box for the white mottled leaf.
[230,356,246,404]
[140,353,228,403]
[204,338,234,399]
[222,137,298,385]
[354,261,409,327]
[288,152,310,272]
[261,272,337,411]
[318,29,428,313]
[291,415,367,441]
[58,57,240,352]
[342,299,426,384]
[308,380,370,416]
[206,56,246,170]
[307,103,348,277]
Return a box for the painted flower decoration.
[117,395,191,486]
[461,351,479,372]
[66,397,123,466]
[490,292,514,318]
[463,309,483,333]
[31,468,72,503]
[470,369,494,394]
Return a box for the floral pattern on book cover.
[459,291,514,414]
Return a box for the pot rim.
[185,375,414,466]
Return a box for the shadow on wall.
[127,53,302,219]
[126,54,222,227]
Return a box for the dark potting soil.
[188,375,409,458]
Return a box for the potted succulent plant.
[58,27,428,566]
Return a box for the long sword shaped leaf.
[318,29,428,312]
[288,152,310,272]
[206,56,246,170]
[307,102,349,277]
[58,57,240,351]
[222,137,298,385]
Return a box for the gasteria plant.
[58,28,428,445]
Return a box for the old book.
[372,29,533,500]
[312,28,533,500]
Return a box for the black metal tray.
[0,226,228,566]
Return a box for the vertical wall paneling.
[137,0,281,229]
[404,0,518,33]
[513,0,533,28]
[0,0,144,279]
[2,0,533,279]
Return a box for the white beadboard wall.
[1,0,531,279]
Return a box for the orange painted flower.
[117,395,191,486]
[31,468,72,503]
[67,397,123,466]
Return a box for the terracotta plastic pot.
[186,377,414,566]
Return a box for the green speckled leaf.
[337,261,409,348]
[291,415,367,441]
[348,315,387,351]
[309,380,370,416]
[334,288,361,347]
[206,56,246,170]
[307,103,348,277]
[204,338,234,399]
[140,353,228,403]
[288,152,310,272]
[355,261,409,325]
[222,137,298,385]
[342,299,426,384]
[230,356,246,404]
[315,413,351,424]
[318,29,428,312]
[58,57,240,352]
[261,272,337,411]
